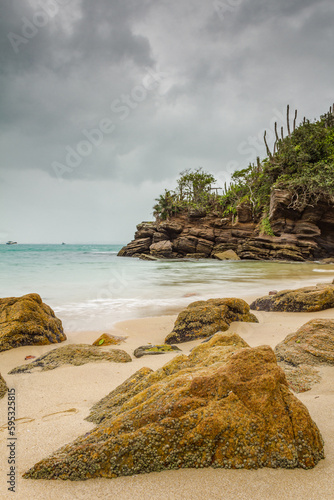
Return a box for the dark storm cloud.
[0,0,334,242]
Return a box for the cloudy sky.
[1,0,333,243]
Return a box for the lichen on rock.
[165,297,258,344]
[9,344,131,374]
[251,284,334,312]
[275,319,334,366]
[0,293,66,352]
[23,332,324,480]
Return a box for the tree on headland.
[153,105,334,224]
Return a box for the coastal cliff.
[119,106,334,261]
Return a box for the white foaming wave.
[313,269,334,273]
[54,296,197,314]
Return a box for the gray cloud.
[0,0,333,242]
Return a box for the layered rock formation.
[0,293,66,352]
[250,284,334,312]
[9,344,131,374]
[165,298,258,344]
[24,333,324,480]
[0,373,8,399]
[118,189,334,261]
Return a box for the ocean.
[1,244,333,332]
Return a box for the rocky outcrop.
[9,344,131,373]
[250,284,334,312]
[0,293,66,353]
[165,298,258,344]
[275,319,334,366]
[0,373,8,399]
[118,189,334,261]
[133,345,182,358]
[23,333,324,480]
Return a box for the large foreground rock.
[0,373,8,399]
[250,284,334,312]
[165,298,258,344]
[275,319,334,366]
[0,293,66,352]
[23,333,324,480]
[9,344,131,373]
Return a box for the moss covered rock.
[165,298,258,344]
[0,293,65,352]
[9,344,131,373]
[250,284,334,312]
[0,373,8,399]
[23,332,324,480]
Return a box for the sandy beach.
[1,298,334,499]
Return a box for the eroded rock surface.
[9,344,131,373]
[23,333,324,480]
[165,298,258,344]
[0,293,65,352]
[117,189,334,261]
[251,284,334,312]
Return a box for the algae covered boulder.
[9,344,131,374]
[23,332,324,480]
[250,284,334,312]
[0,293,65,352]
[275,319,334,366]
[165,297,258,344]
[0,373,8,399]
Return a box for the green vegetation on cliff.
[153,106,334,221]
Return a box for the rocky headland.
[118,187,334,262]
[119,107,334,262]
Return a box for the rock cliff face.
[118,189,334,261]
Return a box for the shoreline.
[1,287,334,498]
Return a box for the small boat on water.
[6,241,17,245]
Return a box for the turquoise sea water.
[1,244,334,331]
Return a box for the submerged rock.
[275,319,334,366]
[0,373,8,399]
[165,298,258,344]
[23,332,324,480]
[0,293,65,352]
[134,345,182,358]
[9,344,131,373]
[250,284,334,312]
